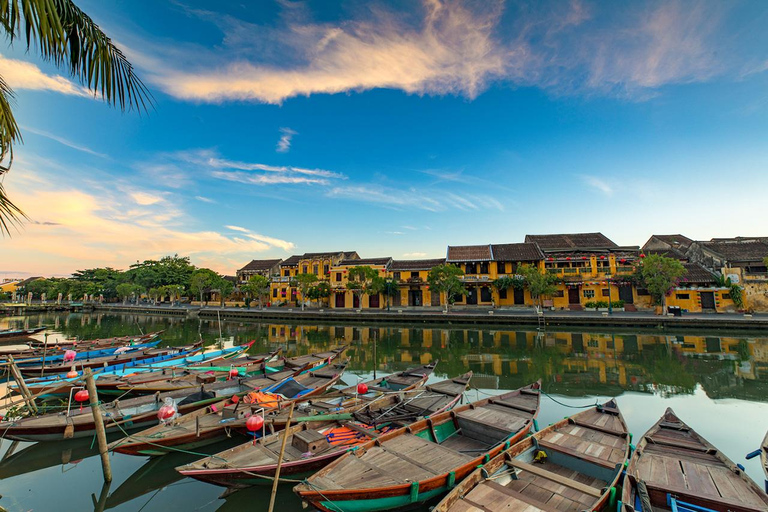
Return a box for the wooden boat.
[17,344,193,376]
[294,380,541,512]
[108,359,348,456]
[10,339,161,367]
[0,367,299,442]
[0,326,46,341]
[176,371,472,489]
[433,399,629,512]
[763,430,768,492]
[25,331,162,348]
[283,346,348,370]
[622,408,768,512]
[0,332,162,359]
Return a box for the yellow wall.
[0,281,19,293]
[666,288,736,313]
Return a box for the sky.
[1,0,767,278]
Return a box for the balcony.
[460,275,491,282]
[579,267,592,275]
[407,277,423,284]
[615,266,634,274]
[744,272,768,281]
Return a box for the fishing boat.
[176,371,472,489]
[294,380,541,512]
[108,360,348,456]
[25,331,162,348]
[16,343,192,376]
[9,339,161,366]
[283,347,348,370]
[0,326,46,341]
[433,399,629,512]
[622,408,768,512]
[0,332,162,359]
[0,366,299,442]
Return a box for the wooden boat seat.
[506,459,602,498]
[480,480,559,512]
[538,440,618,470]
[642,481,767,512]
[457,407,528,443]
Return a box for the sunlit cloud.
[129,191,165,205]
[225,225,250,233]
[276,127,297,153]
[195,196,216,203]
[0,55,90,97]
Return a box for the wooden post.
[7,356,38,414]
[40,332,49,378]
[84,368,112,482]
[268,401,295,512]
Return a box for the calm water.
[1,312,767,512]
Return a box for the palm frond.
[0,74,24,235]
[0,0,154,112]
[0,181,26,235]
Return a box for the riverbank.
[90,303,768,332]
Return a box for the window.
[466,263,476,274]
[272,288,277,298]
[499,288,507,299]
[553,290,565,297]
[410,271,419,279]
[313,265,319,275]
[497,262,506,274]
[583,289,595,298]
[302,265,308,274]
[722,293,731,299]
[323,264,329,275]
[480,287,492,302]
[283,270,290,277]
[637,288,650,296]
[601,288,610,297]
[393,272,401,280]
[676,293,690,299]
[335,273,342,282]
[479,262,489,274]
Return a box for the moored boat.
[175,371,472,489]
[433,399,629,512]
[0,326,46,341]
[294,380,541,512]
[622,408,768,512]
[108,356,348,456]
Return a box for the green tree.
[492,274,525,303]
[241,275,271,309]
[215,277,234,306]
[116,282,142,304]
[291,273,318,310]
[636,254,686,313]
[0,1,151,235]
[190,269,219,305]
[427,264,467,312]
[307,281,332,308]
[346,266,380,309]
[126,255,195,291]
[71,267,123,299]
[516,264,559,308]
[372,277,399,311]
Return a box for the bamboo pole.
[7,356,37,414]
[268,401,295,512]
[84,367,112,483]
[40,332,49,378]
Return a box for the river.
[1,312,766,512]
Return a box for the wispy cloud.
[276,127,297,153]
[125,0,749,104]
[22,126,107,157]
[129,191,165,206]
[580,175,613,196]
[0,55,90,97]
[195,195,216,203]
[403,252,428,258]
[225,225,250,233]
[385,231,404,236]
[327,184,504,213]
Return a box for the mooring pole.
[7,356,37,414]
[268,401,295,512]
[40,332,49,378]
[84,368,112,482]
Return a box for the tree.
[636,254,686,314]
[190,269,219,305]
[126,255,195,292]
[291,273,318,310]
[116,282,142,304]
[241,275,271,309]
[215,277,234,306]
[516,264,559,308]
[346,266,380,309]
[307,281,332,308]
[492,274,525,303]
[0,1,152,235]
[373,277,399,311]
[427,264,467,312]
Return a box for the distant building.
[236,259,282,283]
[330,257,392,309]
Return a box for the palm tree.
[0,1,152,235]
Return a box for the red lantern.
[157,405,176,421]
[64,350,77,363]
[600,256,605,260]
[640,254,646,258]
[548,257,554,261]
[620,258,626,263]
[246,414,265,444]
[581,256,587,260]
[357,383,369,394]
[66,370,78,379]
[566,257,571,261]
[74,389,89,412]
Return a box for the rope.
[469,385,598,409]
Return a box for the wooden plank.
[538,440,617,470]
[507,459,601,498]
[681,460,719,496]
[644,481,767,512]
[484,481,558,512]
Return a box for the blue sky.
[2,0,768,277]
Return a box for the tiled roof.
[645,248,687,260]
[280,255,302,267]
[338,257,392,267]
[491,243,544,261]
[446,245,493,262]
[16,277,43,287]
[701,241,768,262]
[680,262,716,284]
[238,259,282,272]
[525,232,618,250]
[223,275,238,284]
[390,259,446,271]
[652,234,693,249]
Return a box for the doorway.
[513,288,525,305]
[568,287,580,304]
[408,289,422,306]
[700,291,716,310]
[618,285,634,304]
[466,287,477,305]
[335,293,345,308]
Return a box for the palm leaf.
[0,0,153,234]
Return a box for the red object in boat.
[228,367,238,379]
[66,370,78,379]
[64,350,77,363]
[357,383,368,394]
[74,389,89,411]
[157,405,176,421]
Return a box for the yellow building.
[0,279,20,294]
[271,255,302,305]
[271,251,359,306]
[330,257,391,309]
[388,259,446,307]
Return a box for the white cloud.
[22,126,107,157]
[0,55,90,97]
[195,195,215,203]
[276,128,297,153]
[225,225,250,233]
[403,252,428,258]
[580,175,613,196]
[130,191,165,205]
